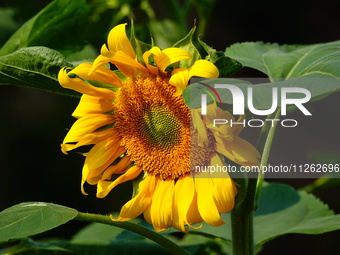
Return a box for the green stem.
[254,109,281,209]
[231,209,254,255]
[231,109,281,255]
[74,212,190,255]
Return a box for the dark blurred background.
[0,0,339,254]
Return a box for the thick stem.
[231,109,281,255]
[75,212,190,255]
[231,209,254,255]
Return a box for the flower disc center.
[141,106,181,150]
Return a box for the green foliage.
[1,1,340,254]
[173,27,201,68]
[199,37,243,77]
[0,0,90,57]
[188,182,340,249]
[0,202,78,244]
[183,41,340,109]
[130,19,152,65]
[4,183,340,254]
[0,47,80,97]
[225,40,340,80]
[302,151,340,193]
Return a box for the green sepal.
[173,26,201,68]
[199,37,243,77]
[130,18,152,65]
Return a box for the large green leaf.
[225,40,340,80]
[0,202,78,244]
[185,40,340,110]
[2,238,171,255]
[0,0,90,56]
[184,76,340,110]
[0,46,80,97]
[189,182,340,249]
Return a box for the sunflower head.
[58,23,260,232]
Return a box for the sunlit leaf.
[0,46,80,97]
[0,202,78,243]
[225,40,340,80]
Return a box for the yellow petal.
[58,67,115,99]
[61,127,117,154]
[102,155,131,178]
[72,63,122,87]
[111,51,149,76]
[113,174,156,221]
[149,178,175,232]
[170,59,219,96]
[212,177,237,214]
[143,206,152,225]
[100,44,113,58]
[89,55,111,76]
[72,94,114,119]
[216,136,261,166]
[155,47,191,73]
[142,51,159,75]
[191,108,208,146]
[82,136,122,185]
[188,59,219,80]
[169,68,189,96]
[195,177,225,226]
[172,176,195,232]
[232,115,246,136]
[107,23,135,59]
[204,106,235,143]
[186,189,203,224]
[210,154,237,213]
[96,165,142,198]
[62,114,115,151]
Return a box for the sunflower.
[58,23,260,232]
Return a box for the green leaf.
[4,238,171,255]
[0,202,78,243]
[253,183,340,248]
[0,0,90,56]
[184,75,340,110]
[301,151,340,192]
[173,26,201,68]
[0,46,80,97]
[188,182,340,249]
[225,40,340,80]
[71,220,146,244]
[199,37,243,77]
